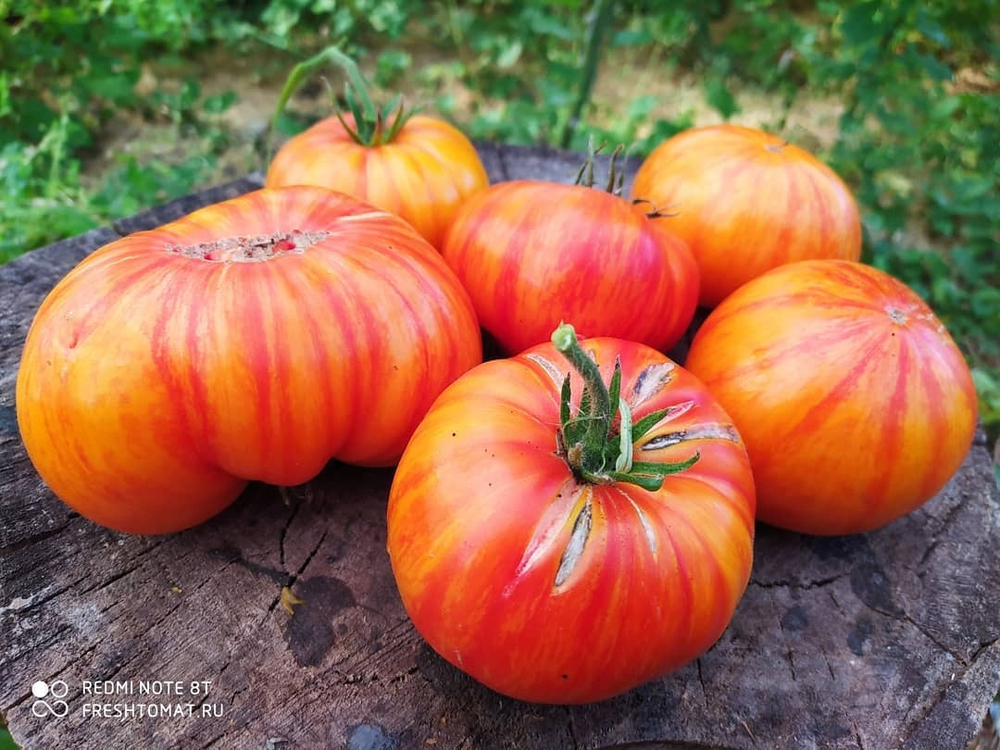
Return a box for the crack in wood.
[856,593,965,665]
[196,728,228,750]
[277,495,303,571]
[3,624,73,679]
[696,657,708,702]
[916,538,942,573]
[898,639,1000,748]
[818,639,837,682]
[773,591,798,683]
[97,598,119,615]
[748,573,847,590]
[970,637,1000,664]
[189,560,239,598]
[332,617,417,674]
[263,526,329,621]
[917,498,966,572]
[0,517,74,555]
[828,590,847,617]
[565,706,580,750]
[77,562,143,596]
[387,665,419,685]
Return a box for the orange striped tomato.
[266,114,488,249]
[632,124,861,307]
[387,327,755,703]
[16,186,482,534]
[441,181,700,354]
[685,260,977,535]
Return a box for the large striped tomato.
[441,180,699,354]
[632,124,861,307]
[685,260,977,535]
[267,113,487,249]
[388,325,755,703]
[16,186,481,534]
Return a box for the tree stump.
[1,144,997,750]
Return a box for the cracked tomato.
[17,186,482,535]
[387,325,755,704]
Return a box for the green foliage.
[1,0,997,445]
[0,0,242,260]
[0,714,17,750]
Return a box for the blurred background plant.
[0,0,997,453]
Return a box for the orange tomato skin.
[266,114,488,248]
[16,186,482,534]
[441,181,700,355]
[685,260,978,535]
[631,124,861,307]
[387,338,755,704]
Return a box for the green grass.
[0,722,19,750]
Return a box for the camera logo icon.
[31,680,69,718]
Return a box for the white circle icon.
[30,680,68,718]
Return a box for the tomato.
[16,186,482,535]
[266,113,488,249]
[631,124,861,307]
[387,324,755,704]
[685,260,977,535]
[441,180,699,355]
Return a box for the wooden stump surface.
[1,143,998,750]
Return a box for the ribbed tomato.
[267,113,487,249]
[16,186,481,534]
[441,180,699,354]
[387,325,755,703]
[632,124,861,307]
[685,260,977,535]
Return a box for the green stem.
[267,45,416,164]
[573,137,625,196]
[552,324,612,455]
[559,0,614,149]
[551,323,700,490]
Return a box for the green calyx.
[573,137,625,196]
[551,324,699,491]
[269,45,418,159]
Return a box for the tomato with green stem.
[266,46,488,249]
[387,324,755,704]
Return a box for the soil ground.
[82,43,846,189]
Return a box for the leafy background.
[0,1,997,438]
[0,4,998,745]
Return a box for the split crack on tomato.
[168,229,331,262]
[554,494,593,588]
[641,424,741,452]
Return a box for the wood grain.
[1,149,997,750]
